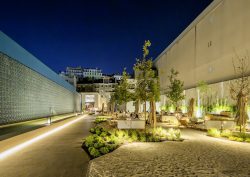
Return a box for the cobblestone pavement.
[88,129,250,177]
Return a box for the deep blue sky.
[1,0,212,74]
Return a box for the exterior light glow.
[0,115,86,160]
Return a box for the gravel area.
[87,129,250,177]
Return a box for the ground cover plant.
[207,128,250,143]
[83,125,182,159]
[94,116,110,124]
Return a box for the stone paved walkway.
[88,129,250,177]
[0,114,94,177]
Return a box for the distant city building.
[112,74,122,82]
[65,66,84,78]
[60,66,103,80]
[83,68,102,79]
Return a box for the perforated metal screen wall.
[0,52,81,125]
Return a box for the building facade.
[0,31,81,125]
[154,0,250,106]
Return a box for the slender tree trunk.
[125,102,127,113]
[102,103,104,115]
[150,100,153,125]
[144,101,147,123]
[236,94,247,133]
[153,99,157,129]
[138,99,141,113]
[135,100,140,114]
[111,102,115,115]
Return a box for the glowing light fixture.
[0,115,86,160]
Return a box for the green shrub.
[95,128,101,135]
[139,133,146,142]
[236,132,249,140]
[90,128,95,133]
[147,135,154,142]
[153,127,167,137]
[104,136,111,142]
[106,144,118,151]
[115,130,125,138]
[88,146,94,153]
[100,132,107,137]
[94,117,108,124]
[236,137,244,142]
[110,134,119,144]
[229,136,237,141]
[121,130,129,139]
[85,135,95,147]
[174,129,181,140]
[167,128,180,140]
[207,128,220,137]
[245,138,250,143]
[131,130,139,141]
[90,148,101,158]
[221,129,232,138]
[100,147,109,155]
[153,136,161,142]
[94,142,105,149]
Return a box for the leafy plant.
[139,133,146,142]
[89,148,101,158]
[229,136,237,141]
[99,147,109,155]
[207,128,220,137]
[220,129,232,138]
[165,69,185,112]
[85,135,96,147]
[236,137,244,142]
[94,142,105,149]
[245,138,250,143]
[130,130,139,141]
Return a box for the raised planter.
[117,120,145,129]
[161,116,179,125]
[205,120,235,130]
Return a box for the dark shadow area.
[0,115,75,141]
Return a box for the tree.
[109,93,116,114]
[113,68,131,112]
[148,76,160,128]
[134,40,160,128]
[165,68,185,112]
[230,52,250,132]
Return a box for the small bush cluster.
[207,128,250,143]
[83,126,182,159]
[228,132,250,143]
[94,116,108,124]
[207,128,221,137]
[83,128,118,158]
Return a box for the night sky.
[1,0,212,74]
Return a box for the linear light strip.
[0,115,86,160]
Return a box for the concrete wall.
[0,32,81,125]
[154,0,250,91]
